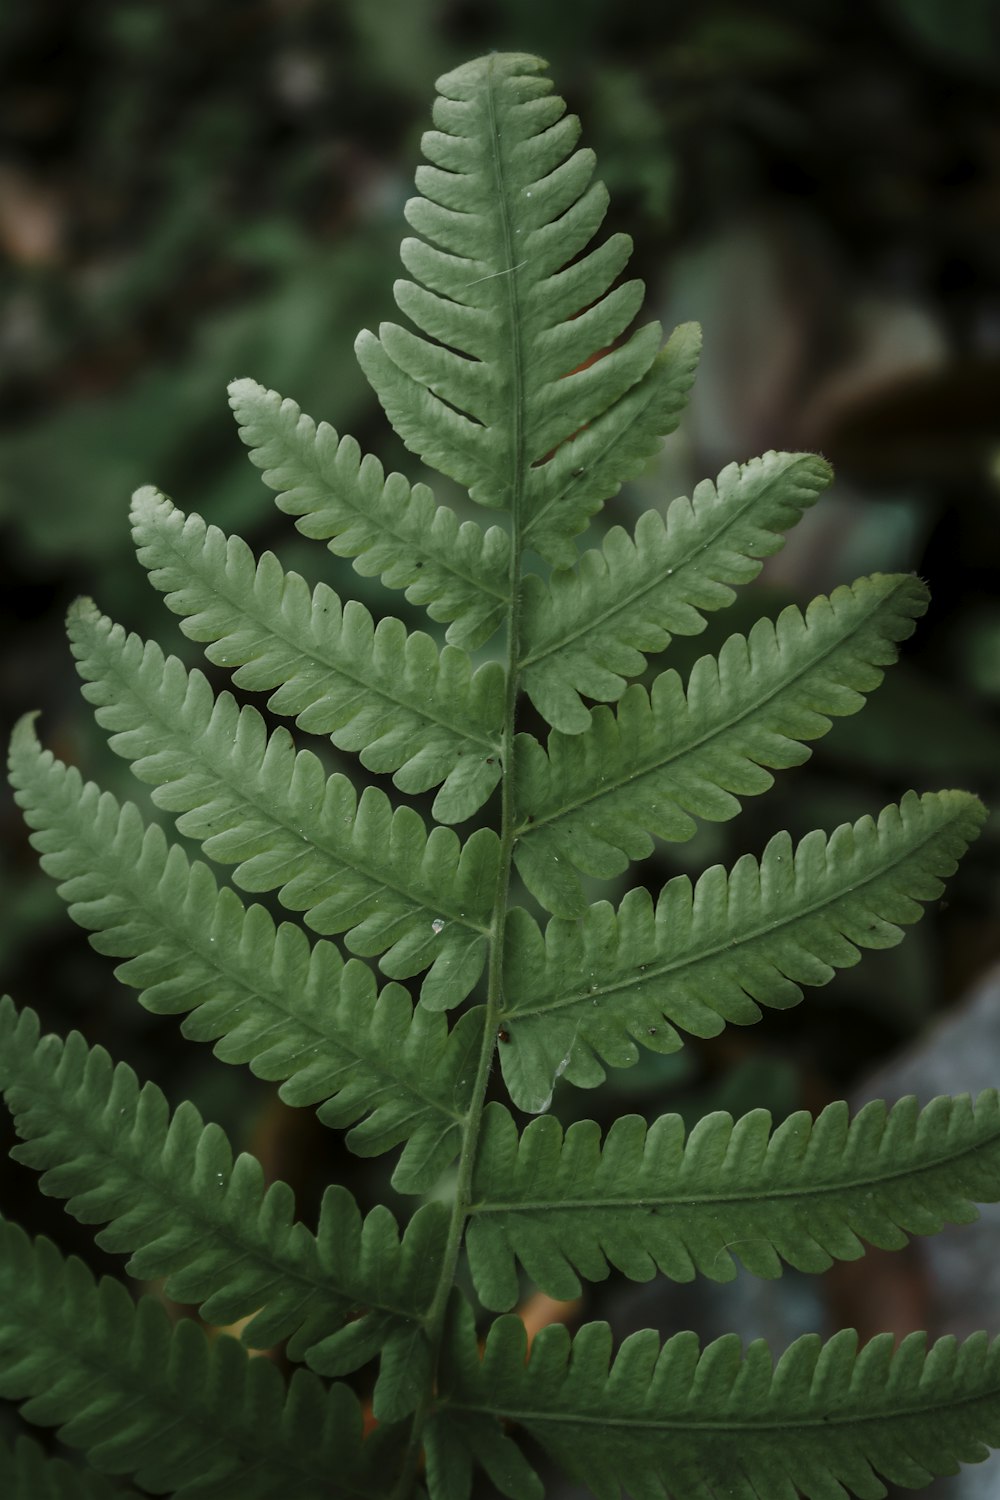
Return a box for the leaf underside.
[0,995,442,1398]
[519,449,833,733]
[7,713,477,1189]
[130,485,504,823]
[499,789,985,1110]
[65,600,497,1010]
[434,1301,1000,1500]
[228,377,512,651]
[2,46,996,1500]
[0,1218,395,1499]
[466,1091,1000,1308]
[513,572,929,916]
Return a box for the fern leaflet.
[228,378,511,651]
[8,715,477,1187]
[499,790,984,1110]
[0,1219,394,1498]
[519,451,832,733]
[130,486,503,822]
[514,572,929,915]
[433,1303,1000,1500]
[0,996,442,1392]
[466,1092,1000,1307]
[66,600,496,1008]
[0,1435,133,1500]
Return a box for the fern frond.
[499,790,985,1109]
[8,714,478,1187]
[0,1435,133,1500]
[355,52,699,566]
[66,602,498,1008]
[466,1091,1000,1308]
[434,1303,1000,1500]
[519,451,833,732]
[514,572,929,914]
[228,378,511,651]
[130,487,503,823]
[0,997,443,1380]
[0,1218,397,1497]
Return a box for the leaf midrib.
[444,1378,1000,1435]
[467,1112,1000,1214]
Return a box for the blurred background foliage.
[2,1,1000,1491]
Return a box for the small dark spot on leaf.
[497,1028,510,1043]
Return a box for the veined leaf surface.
[131,487,503,823]
[229,378,511,651]
[4,49,995,1500]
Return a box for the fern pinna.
[2,50,998,1500]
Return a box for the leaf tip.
[8,710,41,766]
[65,594,101,630]
[227,375,263,403]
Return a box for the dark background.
[2,2,1000,1495]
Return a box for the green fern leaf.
[466,1091,1000,1307]
[0,1435,134,1500]
[66,600,497,1008]
[436,1304,1000,1500]
[228,378,511,651]
[5,50,998,1500]
[514,572,929,915]
[8,715,477,1187]
[0,996,442,1373]
[520,451,833,733]
[130,486,503,822]
[355,52,699,567]
[499,790,985,1109]
[0,1217,396,1498]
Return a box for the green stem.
[389,56,527,1500]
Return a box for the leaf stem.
[389,56,527,1500]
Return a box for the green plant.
[2,48,998,1500]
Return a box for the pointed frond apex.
[7,714,476,1185]
[0,996,444,1366]
[520,450,833,732]
[357,52,697,560]
[466,1092,1000,1307]
[514,572,930,914]
[0,1218,398,1498]
[63,604,498,1007]
[436,1301,1000,1500]
[499,790,985,1107]
[228,377,512,649]
[131,486,503,822]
